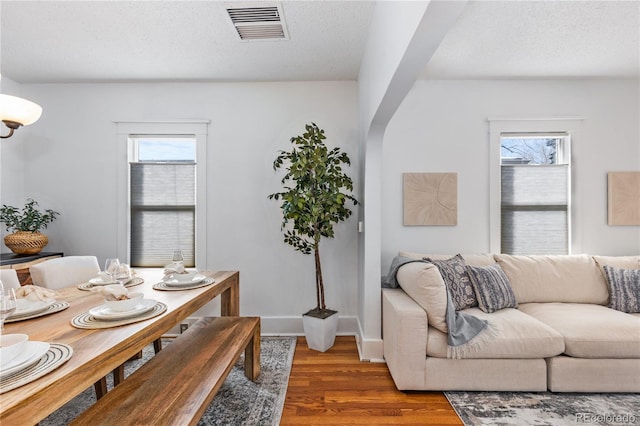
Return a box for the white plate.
[89,276,136,286]
[164,274,207,287]
[88,299,156,320]
[11,299,54,317]
[88,277,115,286]
[0,341,50,376]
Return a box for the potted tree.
[269,123,358,352]
[0,198,60,254]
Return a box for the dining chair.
[29,256,100,290]
[28,255,121,398]
[0,269,21,289]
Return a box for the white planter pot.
[302,310,338,352]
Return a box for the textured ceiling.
[423,0,640,79]
[0,1,638,84]
[0,1,374,83]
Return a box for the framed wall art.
[403,172,457,226]
[608,171,640,226]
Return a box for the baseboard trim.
[165,315,381,360]
[356,336,384,363]
[169,315,360,337]
[260,315,359,336]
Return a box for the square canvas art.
[403,173,457,226]
[608,171,640,225]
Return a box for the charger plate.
[0,343,73,394]
[152,278,215,291]
[71,302,167,329]
[5,302,70,323]
[77,276,144,291]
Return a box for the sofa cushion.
[396,262,448,332]
[593,255,640,272]
[399,252,495,267]
[494,254,609,305]
[426,307,565,359]
[424,254,477,310]
[518,303,640,358]
[467,264,518,313]
[603,266,640,313]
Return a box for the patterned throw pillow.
[603,265,640,313]
[467,264,518,313]
[424,254,477,310]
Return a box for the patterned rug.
[41,336,296,426]
[445,391,639,426]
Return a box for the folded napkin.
[96,268,136,284]
[89,284,130,301]
[97,271,115,283]
[14,285,58,302]
[164,262,185,274]
[163,262,187,280]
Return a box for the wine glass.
[114,263,131,286]
[0,283,17,331]
[104,258,120,284]
[172,250,184,265]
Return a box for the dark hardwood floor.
[280,336,463,425]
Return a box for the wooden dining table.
[0,269,240,425]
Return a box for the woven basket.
[4,231,49,255]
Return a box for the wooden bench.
[71,316,260,426]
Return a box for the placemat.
[77,276,144,291]
[152,277,216,291]
[0,343,73,394]
[70,302,167,329]
[5,301,70,323]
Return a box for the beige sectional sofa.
[382,252,640,393]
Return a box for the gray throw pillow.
[467,264,518,313]
[424,254,477,310]
[603,265,640,313]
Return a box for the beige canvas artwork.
[608,171,640,225]
[403,172,457,226]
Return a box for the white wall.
[0,76,27,216]
[14,81,361,333]
[382,79,640,272]
[5,78,639,340]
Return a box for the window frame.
[115,121,209,268]
[488,118,583,254]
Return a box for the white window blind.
[130,162,196,267]
[501,164,569,255]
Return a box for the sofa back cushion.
[396,262,448,333]
[593,255,640,273]
[493,254,609,305]
[398,252,495,267]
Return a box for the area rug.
[445,391,639,426]
[40,336,296,426]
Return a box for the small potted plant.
[269,123,358,352]
[0,198,60,254]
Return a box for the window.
[500,134,570,255]
[129,137,196,267]
[488,118,582,255]
[115,121,208,268]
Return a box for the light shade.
[0,94,42,126]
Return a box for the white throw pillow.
[396,262,448,333]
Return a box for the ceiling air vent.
[226,5,289,41]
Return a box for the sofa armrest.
[382,288,428,390]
